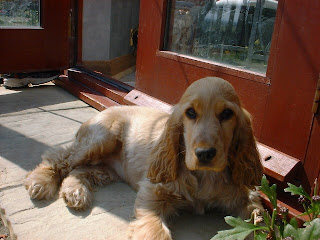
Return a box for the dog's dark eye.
[219,108,234,121]
[185,107,197,119]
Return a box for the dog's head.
[147,77,263,189]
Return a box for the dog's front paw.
[129,219,172,240]
[59,185,92,210]
[24,170,59,200]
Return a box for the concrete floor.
[0,82,228,240]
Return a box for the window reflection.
[166,0,278,73]
[0,0,40,27]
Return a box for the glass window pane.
[165,0,278,74]
[0,0,40,27]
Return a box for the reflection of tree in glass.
[167,0,278,74]
[0,0,40,26]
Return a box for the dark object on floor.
[3,71,60,89]
[3,71,60,79]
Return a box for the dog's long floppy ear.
[228,108,263,189]
[147,106,183,184]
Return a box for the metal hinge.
[312,75,320,114]
[68,9,73,38]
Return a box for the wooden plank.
[55,75,119,111]
[75,66,134,90]
[156,51,268,84]
[109,54,136,76]
[124,89,172,113]
[112,66,136,80]
[81,54,136,76]
[258,143,301,182]
[80,60,111,76]
[260,192,307,227]
[68,69,129,104]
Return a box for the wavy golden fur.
[24,77,263,240]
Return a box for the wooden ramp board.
[55,75,119,111]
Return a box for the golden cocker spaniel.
[24,77,263,240]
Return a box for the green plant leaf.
[263,209,271,227]
[300,218,320,240]
[283,224,299,239]
[284,219,320,240]
[210,216,268,240]
[312,202,320,218]
[313,178,319,196]
[284,183,311,200]
[254,232,268,240]
[260,175,277,208]
[289,217,298,229]
[297,208,315,222]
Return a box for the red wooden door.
[135,0,320,185]
[0,1,71,73]
[259,0,320,163]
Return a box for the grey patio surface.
[0,82,228,240]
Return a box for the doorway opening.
[80,0,140,87]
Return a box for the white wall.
[82,0,140,61]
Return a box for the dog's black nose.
[195,147,217,164]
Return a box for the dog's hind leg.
[24,113,122,201]
[59,165,119,209]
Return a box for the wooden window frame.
[155,0,285,85]
[156,51,268,84]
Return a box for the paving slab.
[0,83,228,240]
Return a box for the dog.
[24,77,263,240]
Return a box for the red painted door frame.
[260,0,320,164]
[0,1,72,73]
[304,114,320,187]
[135,0,320,185]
